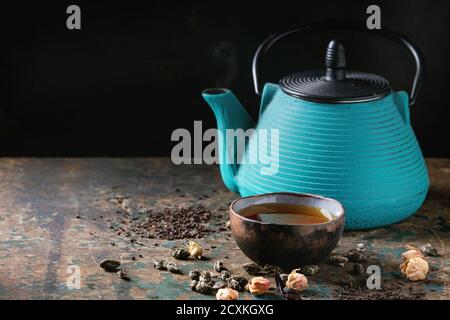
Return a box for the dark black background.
[1,0,449,157]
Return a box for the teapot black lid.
[279,40,391,103]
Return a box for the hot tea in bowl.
[229,192,345,270]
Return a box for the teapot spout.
[202,88,254,193]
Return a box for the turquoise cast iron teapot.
[202,21,429,229]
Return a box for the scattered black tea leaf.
[100,259,121,272]
[214,261,227,272]
[195,281,213,294]
[421,243,440,257]
[339,274,357,288]
[263,264,284,275]
[351,263,365,276]
[212,280,227,290]
[328,254,349,267]
[347,249,367,263]
[172,248,191,260]
[227,276,248,292]
[153,259,166,270]
[109,204,224,240]
[279,274,289,284]
[189,280,198,291]
[167,262,182,274]
[117,269,131,281]
[356,243,367,252]
[298,265,319,276]
[228,279,242,291]
[199,271,212,283]
[242,262,268,275]
[283,288,303,300]
[218,270,232,281]
[189,269,201,281]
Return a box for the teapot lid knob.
[324,39,346,81]
[279,39,391,103]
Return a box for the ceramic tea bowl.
[229,192,345,270]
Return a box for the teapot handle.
[252,20,424,106]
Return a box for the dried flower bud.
[400,257,429,281]
[402,248,424,261]
[248,276,271,295]
[216,288,239,300]
[286,269,308,292]
[187,241,203,259]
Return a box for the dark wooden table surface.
[0,158,448,300]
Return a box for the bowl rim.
[229,192,345,226]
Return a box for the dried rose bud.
[187,241,203,259]
[216,288,239,300]
[286,269,308,292]
[400,257,429,281]
[248,276,271,295]
[402,247,424,261]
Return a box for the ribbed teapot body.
[235,86,429,229]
